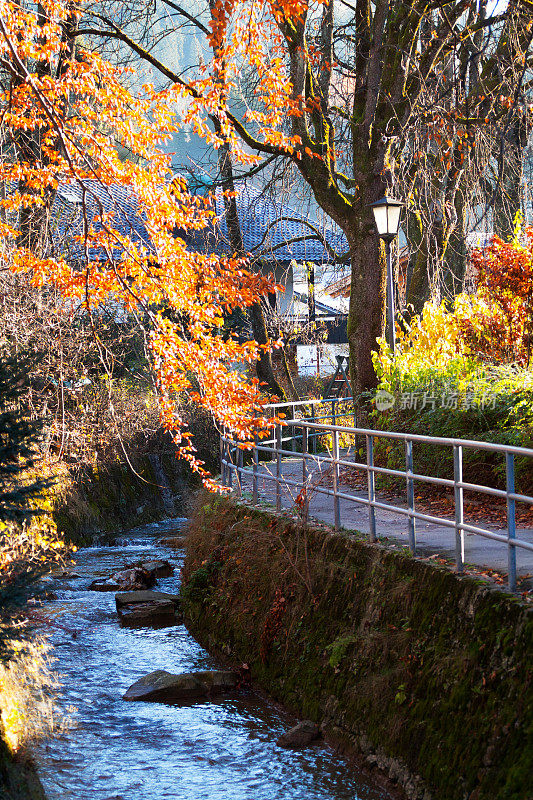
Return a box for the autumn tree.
[492,106,532,242]
[0,1,78,254]
[463,221,533,364]
[206,0,285,399]
[400,0,533,311]
[0,0,279,479]
[72,0,533,394]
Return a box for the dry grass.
[0,637,71,753]
[184,495,320,607]
[0,484,73,755]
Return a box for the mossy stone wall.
[52,452,193,545]
[181,496,532,800]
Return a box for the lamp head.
[369,196,403,241]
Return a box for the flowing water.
[34,518,393,800]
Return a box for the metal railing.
[220,398,533,592]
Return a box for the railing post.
[235,446,243,498]
[506,452,517,592]
[276,423,282,512]
[453,445,464,574]
[227,440,233,489]
[333,399,339,461]
[220,430,226,486]
[366,434,377,542]
[311,407,317,455]
[353,402,358,461]
[291,404,296,452]
[252,435,259,504]
[302,424,308,485]
[405,439,416,555]
[333,427,340,530]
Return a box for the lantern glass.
[371,203,389,237]
[386,203,401,236]
[370,196,403,239]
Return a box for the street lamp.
[370,196,403,354]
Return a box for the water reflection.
[35,518,391,800]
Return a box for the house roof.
[205,185,349,264]
[52,182,152,263]
[51,181,349,266]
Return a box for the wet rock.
[158,535,187,548]
[89,577,120,591]
[115,590,181,609]
[143,559,174,578]
[123,669,238,703]
[276,720,320,749]
[115,589,182,628]
[125,559,175,579]
[119,567,156,589]
[118,601,182,629]
[89,567,155,592]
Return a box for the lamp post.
[370,196,403,354]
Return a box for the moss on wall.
[181,495,532,800]
[51,452,194,545]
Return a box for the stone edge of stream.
[180,492,533,800]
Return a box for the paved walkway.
[234,457,533,583]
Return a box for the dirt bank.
[52,451,193,546]
[0,739,46,800]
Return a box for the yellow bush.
[374,294,508,389]
[374,299,460,386]
[0,459,73,583]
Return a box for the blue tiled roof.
[51,182,152,263]
[208,185,348,264]
[51,182,348,265]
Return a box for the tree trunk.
[403,208,426,316]
[250,301,286,399]
[13,121,53,254]
[407,208,461,312]
[278,343,300,402]
[406,233,430,316]
[427,219,448,305]
[346,202,386,396]
[443,189,468,298]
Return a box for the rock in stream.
[115,590,183,629]
[123,669,239,703]
[89,567,155,592]
[276,720,321,749]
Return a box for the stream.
[34,517,393,800]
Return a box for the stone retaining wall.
[181,495,532,800]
